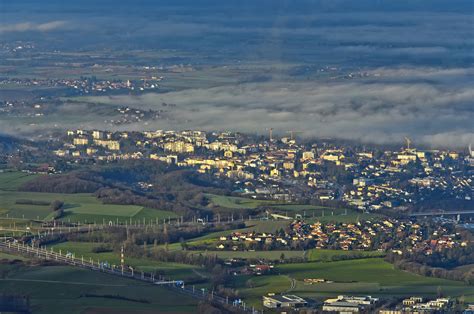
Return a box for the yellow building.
[321,154,340,162]
[270,168,280,177]
[94,139,120,151]
[302,151,315,160]
[92,130,104,139]
[357,152,373,159]
[54,150,69,157]
[449,152,459,159]
[283,161,295,170]
[164,141,194,153]
[86,148,98,155]
[73,138,89,145]
[397,153,417,162]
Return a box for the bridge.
[0,241,257,313]
[408,210,474,218]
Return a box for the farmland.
[190,250,305,260]
[184,249,385,263]
[234,258,474,308]
[1,172,473,311]
[205,194,277,209]
[46,241,207,282]
[0,171,178,223]
[206,194,381,223]
[0,171,39,191]
[306,249,385,262]
[0,264,198,314]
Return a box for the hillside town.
[53,129,473,213]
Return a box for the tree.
[437,285,444,298]
[51,208,64,220]
[49,200,64,211]
[245,279,255,288]
[180,237,187,250]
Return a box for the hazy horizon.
[0,0,473,148]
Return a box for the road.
[409,210,474,217]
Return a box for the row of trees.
[20,173,102,193]
[386,251,474,284]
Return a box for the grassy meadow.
[45,241,207,282]
[206,193,380,223]
[234,258,474,308]
[0,264,198,314]
[0,171,178,224]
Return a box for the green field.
[46,241,206,282]
[186,249,384,262]
[235,258,474,308]
[0,251,29,261]
[205,194,277,209]
[0,171,39,191]
[0,171,178,223]
[0,196,176,230]
[206,193,381,223]
[181,220,291,245]
[0,190,177,223]
[279,258,433,284]
[307,249,385,262]
[0,264,198,314]
[189,250,305,260]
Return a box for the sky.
[0,0,473,148]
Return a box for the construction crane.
[287,130,302,141]
[404,137,412,150]
[266,128,274,142]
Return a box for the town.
[0,76,162,95]
[53,128,473,213]
[1,1,473,312]
[1,127,472,313]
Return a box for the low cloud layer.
[78,67,473,148]
[0,2,472,149]
[0,21,66,33]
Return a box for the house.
[253,264,271,275]
[263,294,308,309]
[402,297,423,306]
[323,301,361,313]
[323,295,378,313]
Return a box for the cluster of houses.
[0,76,162,94]
[211,219,468,255]
[343,147,472,211]
[290,219,468,255]
[54,129,472,210]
